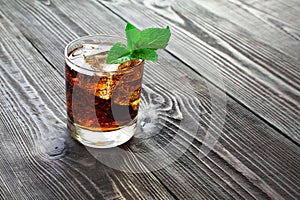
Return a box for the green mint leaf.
[131,48,158,62]
[125,23,141,51]
[137,26,171,50]
[106,23,171,64]
[106,42,130,64]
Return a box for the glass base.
[67,119,136,148]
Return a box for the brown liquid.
[66,48,144,131]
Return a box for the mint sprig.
[106,23,171,64]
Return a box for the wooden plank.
[0,8,175,200]
[98,0,300,144]
[130,59,300,199]
[0,0,299,199]
[190,0,300,59]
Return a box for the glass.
[65,35,144,148]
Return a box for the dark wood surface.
[0,0,299,199]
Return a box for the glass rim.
[64,34,144,74]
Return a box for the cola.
[66,46,144,131]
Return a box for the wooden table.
[0,0,299,199]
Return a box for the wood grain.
[0,0,299,199]
[190,0,300,59]
[99,0,300,145]
[131,59,300,199]
[0,8,175,200]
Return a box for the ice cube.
[82,43,107,70]
[82,43,122,72]
[82,43,103,57]
[102,63,119,72]
[95,75,116,100]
